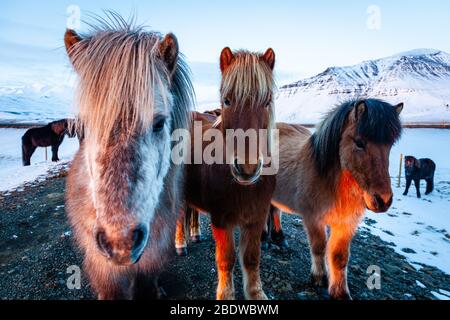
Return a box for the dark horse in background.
[21,119,77,166]
[403,156,436,198]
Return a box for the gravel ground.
[1,172,449,300]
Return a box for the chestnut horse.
[64,17,193,299]
[183,48,276,300]
[272,99,403,299]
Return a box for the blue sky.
[1,0,450,77]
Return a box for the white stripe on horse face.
[84,88,174,227]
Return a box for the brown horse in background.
[64,16,193,299]
[21,119,76,166]
[272,99,403,299]
[183,48,276,300]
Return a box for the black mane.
[311,98,402,174]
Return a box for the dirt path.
[1,173,449,300]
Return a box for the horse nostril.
[386,195,393,207]
[131,225,148,259]
[374,194,384,209]
[95,230,113,258]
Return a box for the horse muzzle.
[364,192,393,213]
[230,156,264,186]
[94,224,149,266]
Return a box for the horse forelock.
[220,51,274,110]
[71,22,180,145]
[312,98,402,175]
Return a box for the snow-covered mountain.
[276,49,450,124]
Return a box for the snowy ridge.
[276,49,450,124]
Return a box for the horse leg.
[175,214,188,256]
[51,144,60,162]
[270,207,288,248]
[327,224,355,300]
[260,214,270,250]
[190,208,202,243]
[239,221,267,300]
[212,225,236,300]
[414,179,421,198]
[425,178,434,195]
[403,177,412,196]
[304,219,327,287]
[22,142,33,166]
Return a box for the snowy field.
[0,128,79,192]
[362,128,450,277]
[0,126,448,278]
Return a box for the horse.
[182,48,276,300]
[403,156,436,198]
[21,119,74,166]
[64,16,193,299]
[271,99,403,299]
[175,110,287,255]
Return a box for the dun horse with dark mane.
[64,16,193,299]
[182,48,276,299]
[272,99,403,299]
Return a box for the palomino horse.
[64,17,193,299]
[272,99,403,299]
[183,48,276,300]
[21,119,75,166]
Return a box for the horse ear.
[158,33,179,76]
[220,47,234,73]
[64,29,82,64]
[395,103,404,115]
[261,48,275,70]
[354,101,366,121]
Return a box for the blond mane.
[220,51,274,109]
[69,21,174,144]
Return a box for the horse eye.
[153,116,166,133]
[223,98,231,107]
[354,138,365,150]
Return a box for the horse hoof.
[261,241,269,251]
[274,239,289,249]
[310,273,328,288]
[402,192,407,196]
[190,235,202,243]
[329,287,352,300]
[176,247,188,256]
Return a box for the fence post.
[397,153,403,188]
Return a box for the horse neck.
[303,137,364,216]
